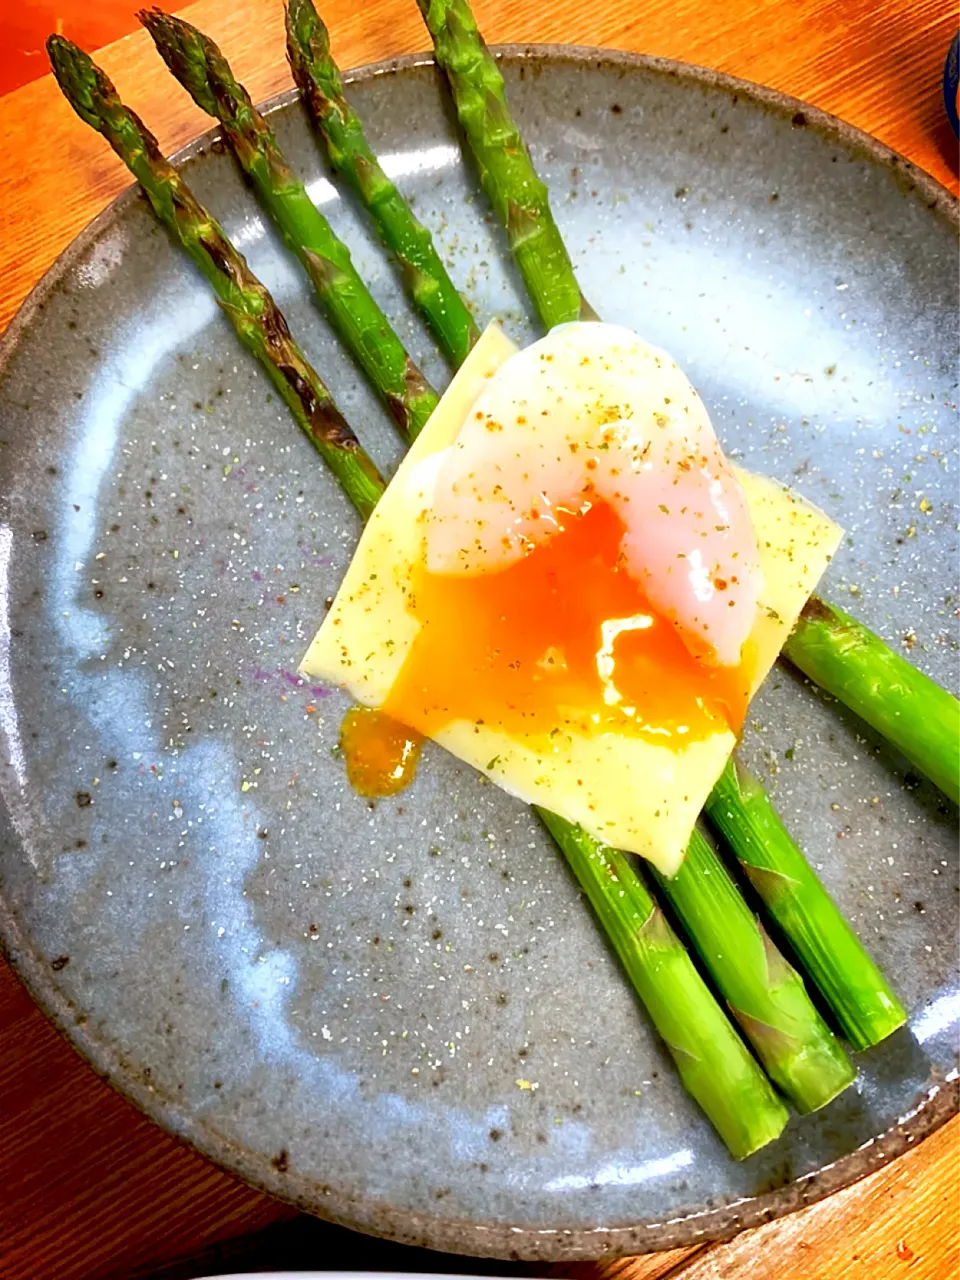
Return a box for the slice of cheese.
[301,324,842,874]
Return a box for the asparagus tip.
[46,31,77,83]
[138,7,222,118]
[285,0,322,35]
[137,8,182,52]
[47,34,115,134]
[285,0,331,73]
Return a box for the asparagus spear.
[706,759,907,1049]
[650,829,855,1112]
[46,35,384,521]
[285,0,480,368]
[48,35,787,1157]
[270,0,873,1089]
[784,597,960,806]
[414,0,911,1039]
[414,0,960,805]
[414,0,596,329]
[138,8,439,441]
[536,810,789,1157]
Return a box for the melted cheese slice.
[301,324,842,874]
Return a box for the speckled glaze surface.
[0,48,958,1260]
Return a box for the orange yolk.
[382,500,754,751]
[339,706,423,797]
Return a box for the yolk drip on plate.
[380,499,754,752]
[339,706,423,797]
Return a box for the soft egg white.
[425,322,762,667]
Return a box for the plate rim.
[0,43,957,1261]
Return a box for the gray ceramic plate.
[0,47,957,1261]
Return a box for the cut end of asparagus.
[535,808,789,1159]
[732,999,856,1115]
[708,758,908,1051]
[845,999,909,1052]
[657,829,856,1115]
[785,595,960,805]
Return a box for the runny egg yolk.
[382,499,754,750]
[339,705,423,796]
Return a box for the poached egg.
[301,323,841,873]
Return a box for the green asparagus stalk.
[278,0,871,1099]
[277,0,871,1095]
[46,35,384,521]
[537,810,789,1157]
[138,8,439,441]
[784,598,960,805]
[285,0,480,368]
[409,0,911,1049]
[49,34,790,1158]
[414,0,596,329]
[650,829,855,1112]
[706,759,907,1049]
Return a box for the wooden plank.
[0,959,294,1280]
[544,1249,706,1280]
[0,0,956,334]
[667,1115,959,1279]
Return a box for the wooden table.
[1,1,957,1277]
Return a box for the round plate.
[0,47,957,1261]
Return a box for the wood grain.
[0,959,294,1280]
[0,0,957,335]
[0,1,957,1277]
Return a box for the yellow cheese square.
[301,324,842,874]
